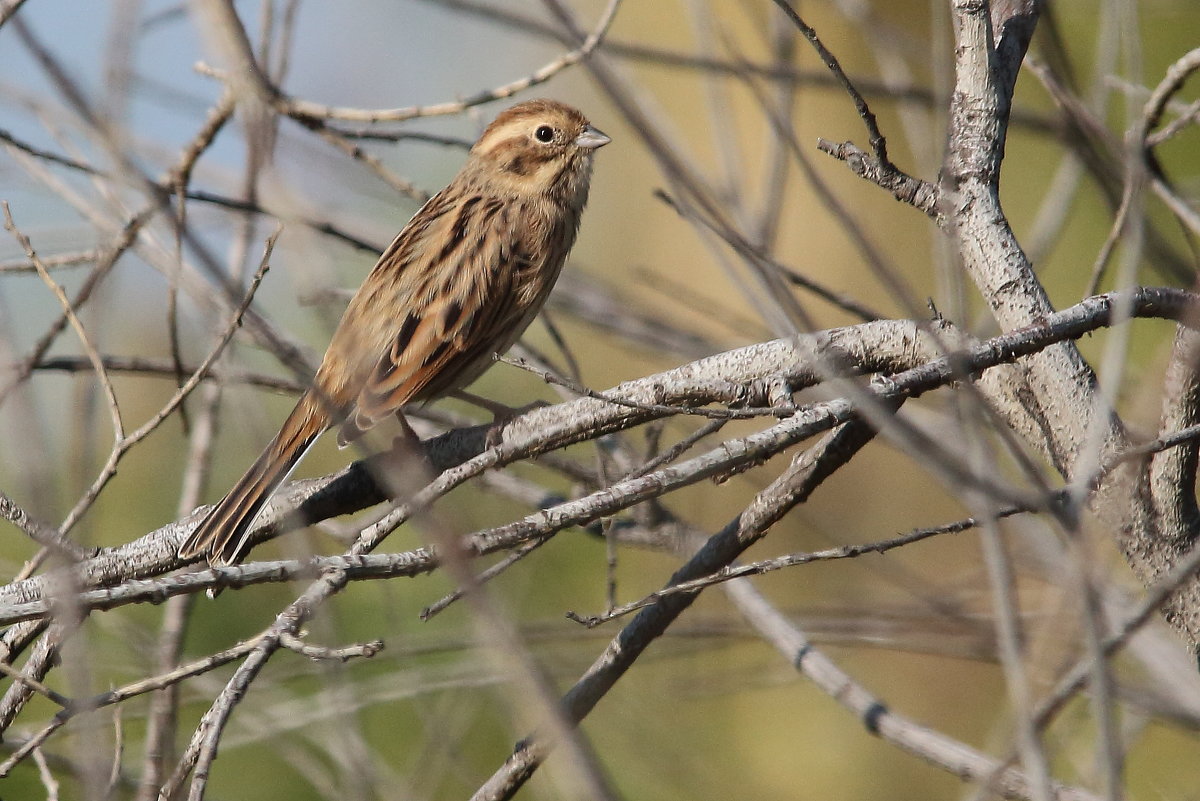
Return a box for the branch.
[945,0,1111,482]
[816,138,941,221]
[4,288,1196,609]
[273,0,622,124]
[727,579,1101,801]
[471,415,886,800]
[566,506,1031,627]
[771,1,940,222]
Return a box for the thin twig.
[419,536,553,621]
[1146,97,1200,147]
[278,0,622,123]
[654,189,885,323]
[278,633,385,662]
[567,505,1030,627]
[3,203,125,536]
[0,491,91,559]
[0,249,99,273]
[0,636,262,777]
[770,0,893,169]
[32,747,59,801]
[0,659,70,707]
[31,355,305,394]
[726,579,1101,801]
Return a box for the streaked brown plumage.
[180,99,609,566]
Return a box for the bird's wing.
[335,195,542,445]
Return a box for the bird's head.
[469,99,610,199]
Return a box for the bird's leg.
[392,410,420,446]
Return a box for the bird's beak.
[574,125,611,150]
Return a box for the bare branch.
[273,0,622,124]
[471,415,886,799]
[727,579,1101,801]
[278,633,385,663]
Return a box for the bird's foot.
[449,393,551,449]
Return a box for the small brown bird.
[180,99,609,565]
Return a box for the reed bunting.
[180,99,609,565]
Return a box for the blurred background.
[1,0,1199,799]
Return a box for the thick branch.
[945,0,1110,480]
[3,289,1196,612]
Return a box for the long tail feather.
[179,394,327,565]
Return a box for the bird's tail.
[179,393,327,566]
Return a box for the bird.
[179,99,609,566]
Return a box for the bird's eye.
[534,125,555,143]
